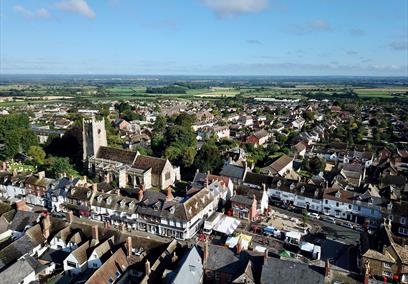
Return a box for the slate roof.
[169,246,203,284]
[96,146,137,165]
[0,255,42,284]
[219,164,245,180]
[205,245,249,279]
[230,195,254,207]
[8,211,40,232]
[132,155,167,175]
[0,224,45,271]
[260,257,324,284]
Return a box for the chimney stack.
[42,213,51,239]
[236,239,242,254]
[91,225,99,241]
[138,188,144,202]
[363,261,370,284]
[15,200,29,211]
[127,236,133,257]
[324,259,331,277]
[263,249,268,264]
[166,187,174,202]
[67,211,74,224]
[203,239,209,264]
[145,260,151,276]
[83,175,87,184]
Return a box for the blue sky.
[1,0,407,76]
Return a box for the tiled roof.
[132,155,167,175]
[96,146,137,165]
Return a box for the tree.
[153,115,167,133]
[28,146,46,166]
[194,141,221,172]
[46,157,77,178]
[174,113,196,128]
[302,209,309,227]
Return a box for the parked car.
[307,213,320,220]
[323,216,336,224]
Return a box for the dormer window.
[120,200,126,208]
[130,201,135,209]
[290,183,295,190]
[97,195,103,203]
[335,191,341,199]
[300,186,305,193]
[277,180,282,187]
[387,202,393,210]
[107,197,112,205]
[87,191,92,198]
[169,206,175,214]
[153,201,160,210]
[368,198,373,204]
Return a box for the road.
[269,205,360,245]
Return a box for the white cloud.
[55,0,95,19]
[36,8,50,18]
[14,5,34,17]
[14,5,50,18]
[309,20,330,31]
[200,0,268,17]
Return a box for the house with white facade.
[322,188,359,221]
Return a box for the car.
[307,212,320,219]
[323,216,336,224]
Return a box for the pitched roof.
[262,155,293,175]
[71,239,95,265]
[260,257,324,284]
[85,247,129,284]
[170,246,203,284]
[96,146,137,165]
[132,155,168,175]
[0,255,42,284]
[219,164,245,179]
[363,249,395,263]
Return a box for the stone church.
[83,116,180,190]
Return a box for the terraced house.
[89,179,229,240]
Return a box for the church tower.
[82,116,107,161]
